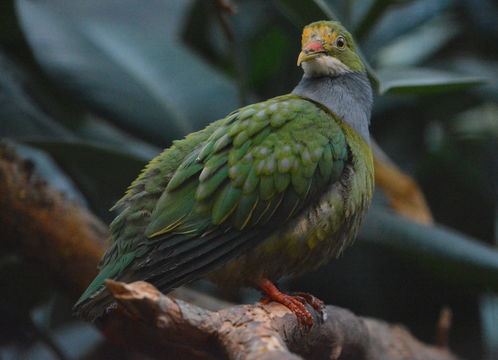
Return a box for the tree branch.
[100,280,460,360]
[0,142,460,359]
[372,139,434,225]
[0,142,108,299]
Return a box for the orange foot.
[254,279,325,327]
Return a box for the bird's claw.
[293,292,326,322]
[255,279,325,328]
[260,292,314,327]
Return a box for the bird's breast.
[208,156,373,288]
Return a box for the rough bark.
[100,280,459,360]
[0,142,459,359]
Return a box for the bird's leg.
[253,278,323,327]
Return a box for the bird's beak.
[297,41,326,66]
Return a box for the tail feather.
[73,287,117,322]
[73,253,135,321]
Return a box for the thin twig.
[212,0,248,105]
[436,307,453,348]
[213,0,237,43]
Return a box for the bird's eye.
[336,36,346,49]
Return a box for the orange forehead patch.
[301,25,338,47]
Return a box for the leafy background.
[0,0,497,359]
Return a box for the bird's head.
[297,21,365,77]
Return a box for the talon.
[254,279,323,328]
[293,291,326,321]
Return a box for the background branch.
[0,142,108,299]
[371,139,434,225]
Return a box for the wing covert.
[145,95,348,238]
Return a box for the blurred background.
[0,0,497,359]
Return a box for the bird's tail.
[73,253,135,321]
[73,287,117,322]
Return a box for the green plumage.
[145,95,348,237]
[74,20,374,321]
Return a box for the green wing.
[148,96,347,234]
[128,95,349,290]
[74,94,349,318]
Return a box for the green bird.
[74,20,374,325]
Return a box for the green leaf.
[353,0,397,41]
[0,47,159,159]
[16,0,240,144]
[249,26,291,90]
[272,0,339,27]
[361,209,498,292]
[312,0,340,20]
[449,57,498,103]
[480,294,498,360]
[451,103,498,140]
[377,67,487,95]
[0,52,74,139]
[74,115,161,160]
[374,16,459,68]
[360,0,453,55]
[478,208,498,359]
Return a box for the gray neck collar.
[292,72,373,143]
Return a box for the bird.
[73,20,374,326]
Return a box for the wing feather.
[82,95,350,309]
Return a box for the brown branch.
[100,280,460,360]
[0,142,460,359]
[435,307,453,348]
[0,142,108,299]
[213,0,237,43]
[372,139,434,225]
